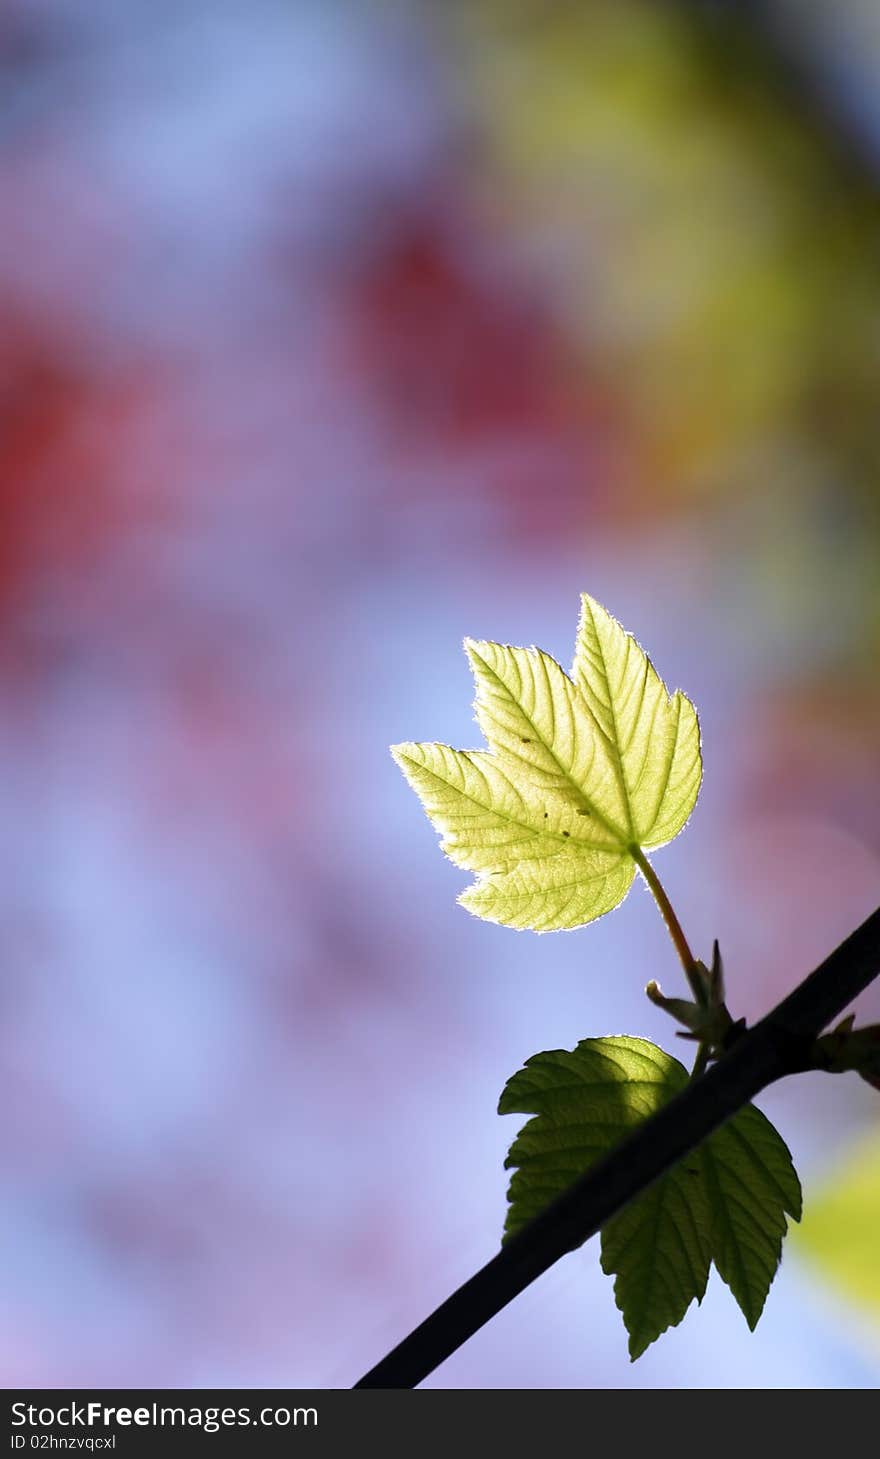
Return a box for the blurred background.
[1,0,879,1389]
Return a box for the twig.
[354,904,880,1388]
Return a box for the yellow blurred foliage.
[450,0,880,513]
[795,1131,880,1321]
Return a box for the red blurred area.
[342,208,617,539]
[0,308,175,672]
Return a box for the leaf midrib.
[580,598,637,840]
[397,746,620,857]
[471,647,630,847]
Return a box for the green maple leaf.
[500,1037,801,1358]
[391,593,701,930]
[500,1038,712,1358]
[699,1102,802,1329]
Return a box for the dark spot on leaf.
[563,831,570,837]
[577,808,592,817]
[521,737,532,744]
[543,812,548,819]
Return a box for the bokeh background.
[1,0,879,1389]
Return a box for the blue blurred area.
[0,0,879,1387]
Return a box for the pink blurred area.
[1,1,878,1388]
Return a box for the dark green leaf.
[700,1102,801,1329]
[500,1037,712,1357]
[500,1036,801,1357]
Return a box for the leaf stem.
[632,848,703,1003]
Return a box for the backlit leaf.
[391,594,701,932]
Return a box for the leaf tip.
[456,882,489,924]
[743,1304,764,1333]
[577,588,616,634]
[389,740,421,774]
[462,635,495,671]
